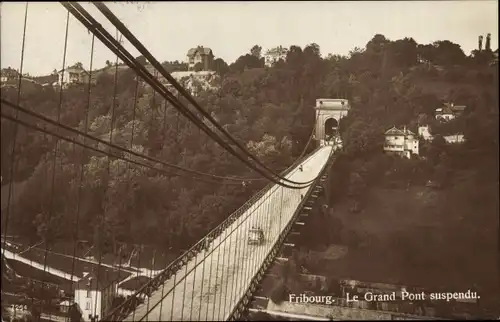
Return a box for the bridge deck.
[127,146,333,321]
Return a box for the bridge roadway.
[126,146,333,321]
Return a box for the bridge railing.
[103,146,323,321]
[228,148,337,320]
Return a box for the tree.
[1,298,10,322]
[68,304,83,322]
[432,40,466,66]
[421,140,441,169]
[470,48,495,66]
[212,58,229,76]
[348,172,365,198]
[269,283,288,304]
[388,37,418,68]
[193,62,204,72]
[162,60,189,72]
[229,54,264,72]
[136,55,147,66]
[105,60,112,68]
[417,44,435,63]
[4,34,497,295]
[285,45,304,69]
[303,43,320,57]
[250,45,262,58]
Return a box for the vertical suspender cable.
[1,1,28,260]
[41,10,69,320]
[69,33,95,304]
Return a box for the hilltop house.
[418,125,465,144]
[0,68,20,83]
[444,134,465,144]
[186,46,214,71]
[73,269,122,322]
[142,64,216,95]
[383,126,419,159]
[58,65,97,87]
[435,102,466,122]
[33,73,59,87]
[491,50,498,66]
[263,46,288,67]
[418,125,433,141]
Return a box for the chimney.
[479,35,483,51]
[486,33,491,51]
[403,125,407,134]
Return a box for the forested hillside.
[283,36,497,299]
[1,34,498,283]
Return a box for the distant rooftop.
[74,267,128,291]
[437,102,466,114]
[385,126,415,136]
[187,46,213,57]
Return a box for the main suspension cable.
[93,1,315,187]
[60,2,316,189]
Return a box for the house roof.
[437,106,453,115]
[1,68,20,77]
[119,275,151,291]
[33,74,58,85]
[265,47,288,56]
[385,126,415,136]
[74,267,127,291]
[58,66,88,74]
[384,126,405,136]
[442,102,466,113]
[187,46,213,57]
[451,105,466,112]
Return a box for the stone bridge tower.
[314,98,350,144]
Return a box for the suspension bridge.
[1,3,347,321]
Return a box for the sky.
[1,1,498,76]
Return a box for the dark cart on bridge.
[248,227,264,245]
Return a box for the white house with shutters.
[383,126,419,159]
[73,270,119,322]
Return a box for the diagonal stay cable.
[0,98,264,183]
[62,2,317,189]
[93,1,316,187]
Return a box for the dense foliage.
[0,42,326,258]
[1,34,497,286]
[291,36,497,297]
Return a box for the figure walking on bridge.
[204,236,213,251]
[299,165,303,172]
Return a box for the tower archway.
[314,98,350,144]
[324,118,338,140]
